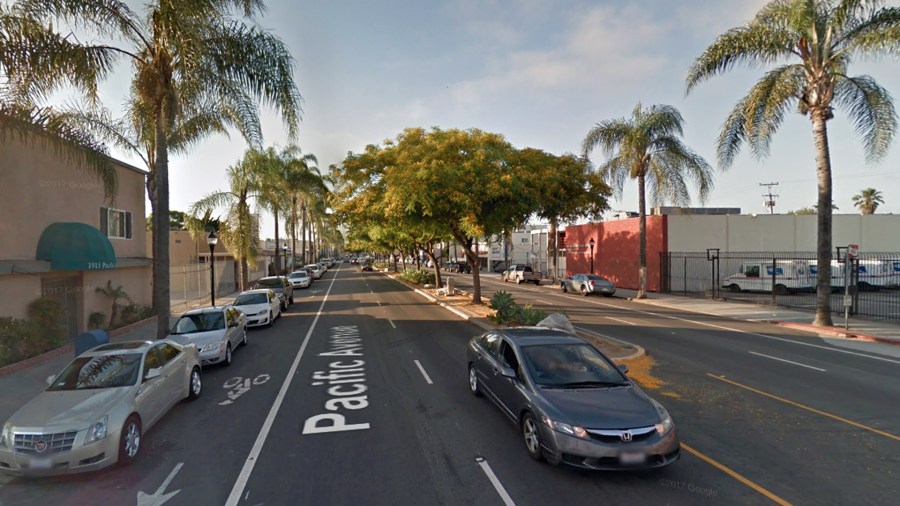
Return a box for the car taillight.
[589,280,595,286]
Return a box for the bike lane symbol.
[220,374,271,405]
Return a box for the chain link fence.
[661,251,900,321]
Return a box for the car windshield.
[256,278,283,288]
[521,344,628,388]
[235,293,268,305]
[289,272,307,279]
[48,354,142,390]
[170,312,224,334]
[305,265,319,271]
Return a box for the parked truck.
[722,260,815,294]
[502,264,541,285]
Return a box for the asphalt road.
[1,265,897,505]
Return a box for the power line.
[760,182,779,214]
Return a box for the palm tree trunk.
[241,258,249,291]
[636,172,647,299]
[273,208,280,275]
[812,112,834,327]
[152,107,171,339]
[301,202,308,264]
[291,197,298,269]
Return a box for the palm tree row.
[584,0,900,327]
[1,0,303,337]
[190,146,332,290]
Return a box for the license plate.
[619,452,646,465]
[29,457,53,470]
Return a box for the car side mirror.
[617,364,629,375]
[228,321,238,328]
[145,368,161,381]
[46,375,56,386]
[501,367,517,379]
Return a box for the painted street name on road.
[302,325,371,434]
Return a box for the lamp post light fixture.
[207,230,218,307]
[282,244,289,272]
[589,237,595,275]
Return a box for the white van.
[723,260,815,294]
[808,260,844,290]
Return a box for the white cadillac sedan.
[0,340,201,476]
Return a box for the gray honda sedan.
[467,328,680,470]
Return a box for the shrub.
[0,317,32,367]
[518,305,548,326]
[115,304,153,328]
[88,312,106,330]
[490,291,518,325]
[0,298,66,368]
[399,269,435,286]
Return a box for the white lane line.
[747,351,826,372]
[376,300,382,306]
[475,457,515,506]
[605,316,637,326]
[388,319,397,329]
[533,299,551,305]
[224,266,340,506]
[413,359,433,384]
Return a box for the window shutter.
[100,207,108,235]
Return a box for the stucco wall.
[565,217,667,292]
[667,214,900,252]
[0,135,147,260]
[0,276,40,320]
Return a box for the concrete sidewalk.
[0,293,239,423]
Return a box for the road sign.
[848,244,859,259]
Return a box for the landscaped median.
[379,269,647,364]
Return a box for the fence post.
[771,256,777,305]
[683,256,687,295]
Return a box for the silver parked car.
[0,340,201,476]
[287,270,311,289]
[560,274,616,297]
[467,328,679,470]
[232,289,281,327]
[167,306,247,367]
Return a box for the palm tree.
[282,150,321,267]
[5,0,302,338]
[190,151,266,291]
[95,280,132,327]
[582,103,713,298]
[852,188,883,214]
[686,0,900,326]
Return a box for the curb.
[381,271,646,360]
[769,321,900,346]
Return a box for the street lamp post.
[283,244,289,272]
[589,237,595,275]
[207,230,218,307]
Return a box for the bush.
[399,269,436,286]
[115,304,153,328]
[88,312,106,330]
[0,298,66,368]
[490,291,518,325]
[518,305,548,326]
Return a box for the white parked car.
[287,270,311,289]
[304,264,323,280]
[232,289,281,327]
[167,307,247,367]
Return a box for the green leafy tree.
[686,0,900,326]
[4,0,302,337]
[852,188,883,214]
[582,104,712,298]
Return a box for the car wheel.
[581,286,589,296]
[242,327,248,347]
[188,367,202,400]
[560,283,567,293]
[268,311,274,327]
[289,296,294,305]
[224,343,232,367]
[118,415,142,465]
[468,365,483,397]
[728,283,741,293]
[773,284,789,295]
[521,413,543,461]
[516,277,522,284]
[602,293,613,298]
[281,300,287,311]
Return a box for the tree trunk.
[291,197,298,271]
[425,248,442,288]
[636,172,647,299]
[549,219,558,281]
[451,230,481,303]
[241,258,249,291]
[812,112,834,326]
[273,207,281,275]
[152,106,171,339]
[146,174,157,312]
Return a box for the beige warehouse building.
[0,135,151,338]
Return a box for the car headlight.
[256,310,268,316]
[541,415,589,439]
[201,342,223,352]
[652,400,674,435]
[84,416,108,445]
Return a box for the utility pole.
[760,182,779,214]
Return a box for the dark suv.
[253,276,294,310]
[445,261,471,273]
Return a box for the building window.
[100,207,133,239]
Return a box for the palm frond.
[833,74,897,161]
[582,119,631,160]
[16,0,148,50]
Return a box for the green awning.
[36,223,116,271]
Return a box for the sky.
[65,0,900,237]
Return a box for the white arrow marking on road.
[137,462,183,506]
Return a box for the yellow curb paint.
[681,443,793,506]
[707,374,900,443]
